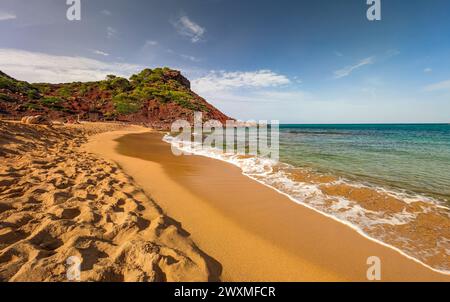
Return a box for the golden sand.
[1,121,448,281]
[86,131,450,281]
[0,122,216,281]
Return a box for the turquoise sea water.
[279,124,450,204]
[165,123,450,272]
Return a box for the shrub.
[0,76,41,99]
[175,98,207,111]
[27,89,40,99]
[40,97,64,105]
[57,87,71,98]
[0,93,14,102]
[78,84,88,97]
[104,111,117,120]
[0,77,15,90]
[34,84,51,95]
[16,81,30,91]
[152,68,165,76]
[25,103,41,110]
[99,77,131,94]
[112,93,142,114]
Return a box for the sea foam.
[163,133,450,275]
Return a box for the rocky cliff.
[0,67,231,129]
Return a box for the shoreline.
[163,130,450,275]
[85,129,450,281]
[163,134,450,276]
[237,171,450,277]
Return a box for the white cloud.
[194,88,311,122]
[424,67,432,73]
[192,70,290,93]
[334,57,375,79]
[180,54,200,62]
[92,50,109,56]
[101,10,112,16]
[0,11,16,21]
[172,15,205,43]
[143,40,158,47]
[423,79,450,92]
[293,76,302,84]
[208,90,308,104]
[0,48,142,83]
[253,90,308,102]
[191,70,294,114]
[107,26,118,39]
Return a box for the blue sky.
[0,0,449,123]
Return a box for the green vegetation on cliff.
[0,67,227,127]
[96,67,208,113]
[112,93,142,114]
[0,72,40,100]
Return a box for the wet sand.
[86,130,450,282]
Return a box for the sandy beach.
[0,121,448,281]
[0,122,217,281]
[85,129,450,282]
[2,0,449,285]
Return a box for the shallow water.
[164,124,450,273]
[280,124,450,203]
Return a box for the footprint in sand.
[56,207,81,220]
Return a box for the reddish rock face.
[0,68,232,130]
[114,95,231,130]
[163,70,191,89]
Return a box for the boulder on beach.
[21,115,52,125]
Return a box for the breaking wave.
[163,134,450,275]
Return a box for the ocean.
[279,124,450,203]
[164,123,450,274]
